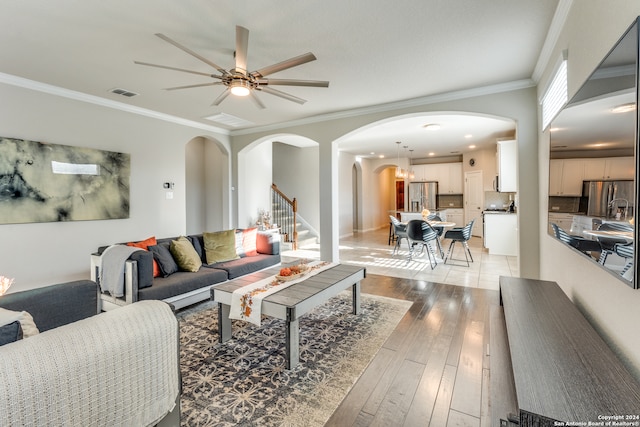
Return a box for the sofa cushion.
[0,280,99,332]
[127,236,161,278]
[0,307,39,337]
[203,230,240,264]
[170,237,202,272]
[207,253,281,280]
[188,235,204,261]
[137,268,228,301]
[149,243,179,277]
[0,321,22,346]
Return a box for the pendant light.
[395,141,405,179]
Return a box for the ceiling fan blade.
[259,78,329,88]
[134,61,219,78]
[235,25,249,75]
[251,52,317,78]
[249,91,266,109]
[212,89,230,106]
[259,86,307,104]
[164,82,224,91]
[155,33,229,75]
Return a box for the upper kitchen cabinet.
[410,163,463,194]
[549,159,584,196]
[496,140,517,192]
[583,157,635,180]
[437,163,463,194]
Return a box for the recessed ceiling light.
[549,127,561,132]
[379,154,384,158]
[429,152,435,156]
[469,145,476,149]
[423,124,441,131]
[612,103,636,113]
[464,134,473,139]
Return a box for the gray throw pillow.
[148,243,179,277]
[0,321,23,346]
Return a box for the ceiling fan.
[134,25,329,108]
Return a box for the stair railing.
[271,183,298,249]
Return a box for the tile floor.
[282,227,518,291]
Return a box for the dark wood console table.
[497,276,640,426]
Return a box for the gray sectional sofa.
[0,280,181,426]
[93,229,281,311]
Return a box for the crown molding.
[230,79,536,136]
[0,71,535,138]
[532,0,573,83]
[0,72,229,135]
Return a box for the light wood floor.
[325,274,499,427]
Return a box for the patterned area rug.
[176,292,412,426]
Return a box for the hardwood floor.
[325,274,500,427]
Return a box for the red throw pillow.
[242,228,258,257]
[127,236,161,277]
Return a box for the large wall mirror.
[548,18,638,289]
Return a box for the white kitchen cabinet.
[410,164,426,181]
[439,163,463,194]
[411,163,463,194]
[604,157,634,179]
[443,209,464,227]
[549,159,584,196]
[483,213,518,256]
[582,159,607,180]
[548,212,574,234]
[497,140,517,192]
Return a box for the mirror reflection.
[548,19,638,288]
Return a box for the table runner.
[229,261,335,326]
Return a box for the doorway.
[464,170,483,238]
[395,180,405,213]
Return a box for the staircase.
[271,184,319,251]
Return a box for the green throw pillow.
[203,229,240,264]
[170,236,202,272]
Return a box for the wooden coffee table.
[211,263,366,369]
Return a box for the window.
[540,52,568,131]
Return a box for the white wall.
[338,151,356,237]
[237,141,272,228]
[272,142,320,233]
[0,83,229,291]
[538,3,640,377]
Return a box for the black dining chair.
[389,215,410,255]
[444,219,475,266]
[614,242,634,279]
[550,223,602,259]
[406,219,441,269]
[426,213,444,238]
[594,222,632,265]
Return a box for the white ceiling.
[0,0,560,157]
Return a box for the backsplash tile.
[484,191,516,210]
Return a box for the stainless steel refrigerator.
[408,182,438,212]
[584,180,634,218]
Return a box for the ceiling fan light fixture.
[230,79,251,96]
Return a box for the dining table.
[582,229,634,242]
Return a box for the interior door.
[464,171,484,238]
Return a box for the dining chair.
[444,219,475,266]
[550,222,602,259]
[595,222,632,265]
[614,242,634,279]
[406,219,441,269]
[389,215,409,255]
[426,213,444,238]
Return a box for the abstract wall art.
[0,136,130,224]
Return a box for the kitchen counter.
[484,211,518,256]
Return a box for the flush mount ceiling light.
[423,124,441,131]
[612,102,636,113]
